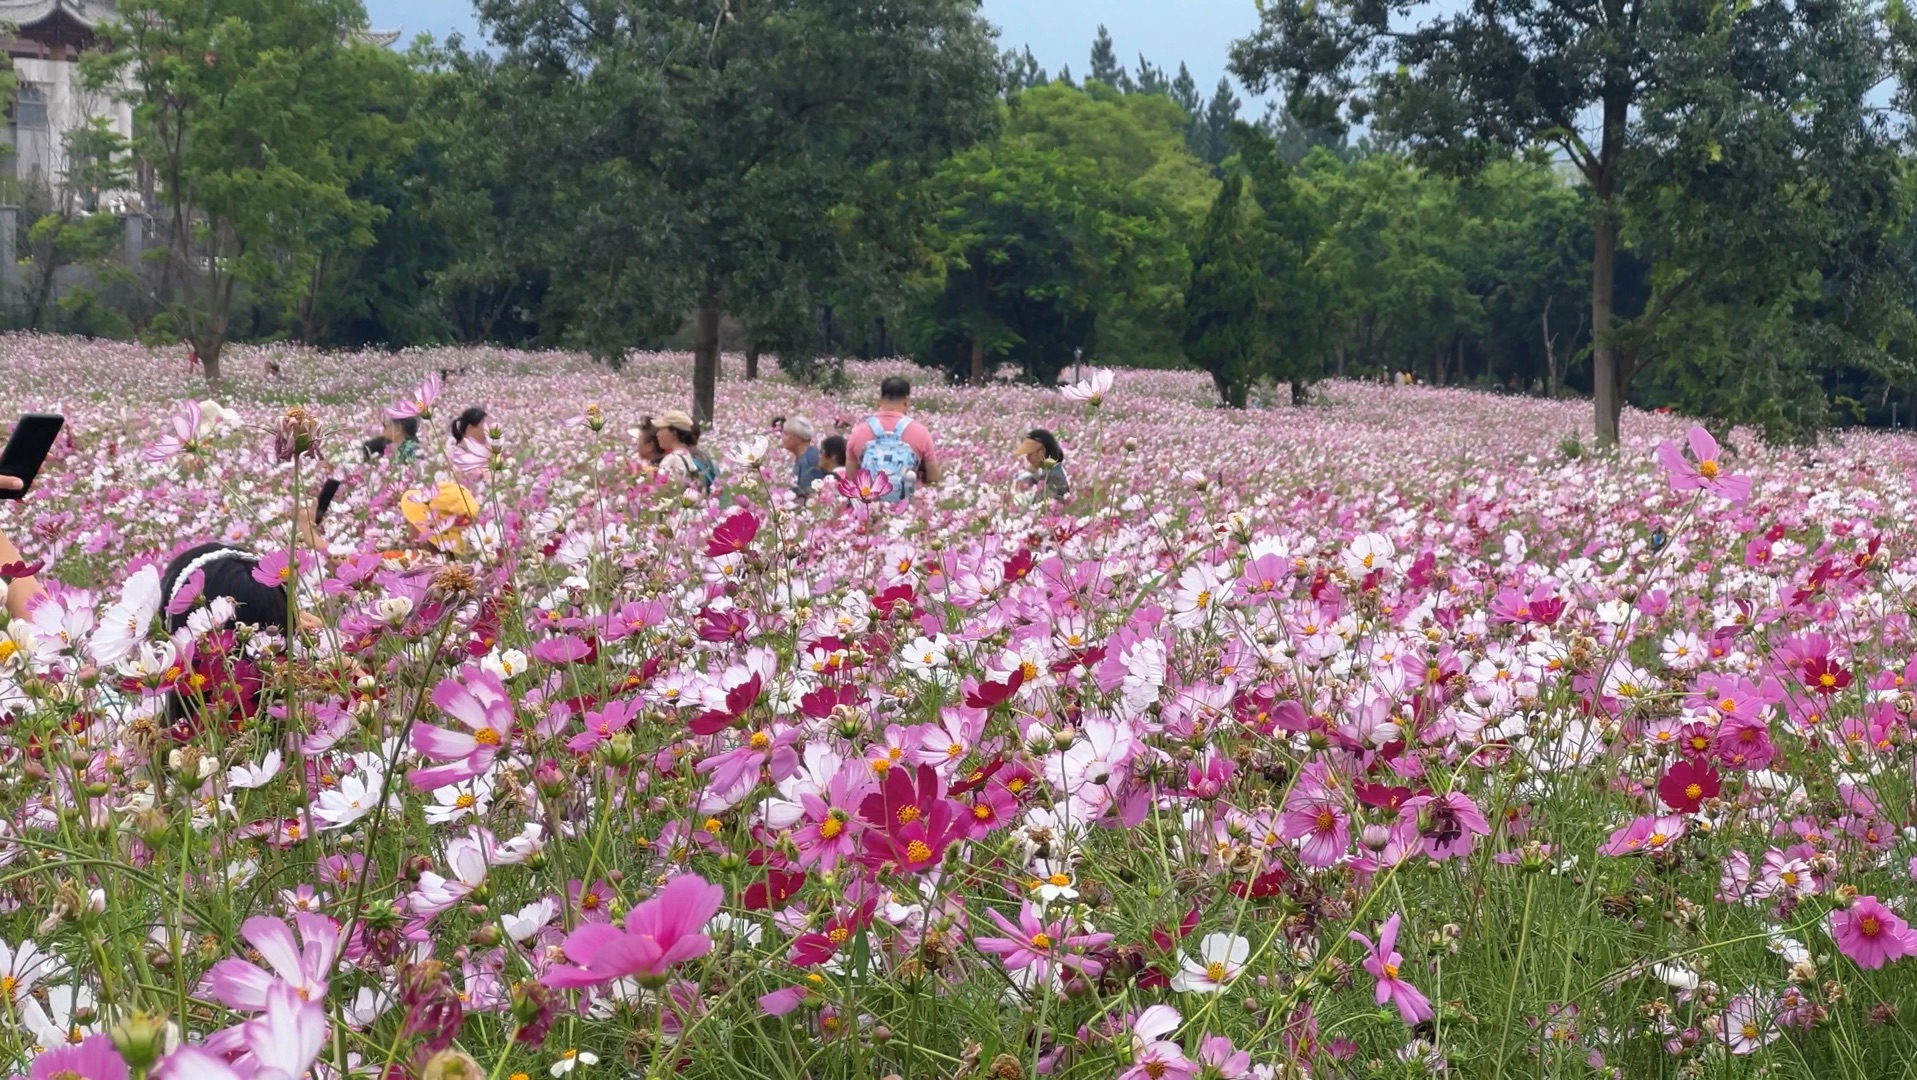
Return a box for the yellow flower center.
[1781,871,1798,886]
[1685,783,1702,800]
[819,817,844,839]
[1741,1022,1759,1041]
[1007,778,1026,794]
[827,927,850,944]
[1194,590,1211,610]
[1314,810,1335,830]
[1717,698,1737,714]
[1382,962,1399,980]
[946,742,963,758]
[972,804,992,820]
[1020,661,1039,680]
[1205,961,1229,983]
[455,793,477,809]
[0,975,15,999]
[1699,459,1720,479]
[1860,916,1881,938]
[1030,932,1052,950]
[473,728,501,746]
[749,731,771,750]
[0,641,17,663]
[1048,873,1071,887]
[897,805,921,825]
[702,817,723,833]
[905,840,933,864]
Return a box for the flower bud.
[110,1010,171,1071]
[534,759,569,799]
[421,1050,484,1080]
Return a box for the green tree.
[910,83,1215,381]
[17,121,131,333]
[473,0,1001,422]
[1183,172,1264,405]
[99,0,407,382]
[1230,0,1908,444]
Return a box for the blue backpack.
[860,416,919,503]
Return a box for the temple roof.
[0,0,113,29]
[358,27,402,48]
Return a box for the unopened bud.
[109,1010,171,1071]
[421,1050,484,1080]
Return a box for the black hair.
[820,434,847,468]
[1026,428,1065,466]
[451,406,488,443]
[362,435,392,460]
[879,376,911,402]
[160,543,290,636]
[667,420,702,447]
[388,415,420,442]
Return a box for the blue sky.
[363,0,1261,98]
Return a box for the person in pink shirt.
[846,377,941,501]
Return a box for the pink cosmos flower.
[839,468,893,502]
[1656,426,1751,504]
[1280,792,1350,868]
[144,400,208,462]
[1717,994,1777,1055]
[543,874,724,989]
[1830,896,1917,969]
[1119,1005,1196,1080]
[1348,913,1433,1026]
[1400,792,1491,862]
[387,371,441,420]
[566,696,642,753]
[202,913,339,1012]
[153,982,326,1080]
[1197,1035,1253,1079]
[1598,814,1688,857]
[24,1034,126,1080]
[972,901,1113,982]
[408,668,514,791]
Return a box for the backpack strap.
[866,417,886,438]
[892,416,913,438]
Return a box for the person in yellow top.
[398,481,480,555]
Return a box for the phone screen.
[315,478,343,524]
[0,414,64,500]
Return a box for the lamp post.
[1073,347,1083,384]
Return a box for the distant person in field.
[364,414,420,463]
[634,417,665,467]
[1014,428,1071,503]
[451,407,488,445]
[847,376,939,502]
[655,410,719,492]
[782,417,825,498]
[819,435,848,479]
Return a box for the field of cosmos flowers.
[0,335,1915,1080]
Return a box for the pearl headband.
[168,547,260,610]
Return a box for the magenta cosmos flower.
[544,874,724,989]
[1831,896,1917,970]
[408,668,514,791]
[1348,913,1433,1026]
[1655,426,1751,505]
[1280,792,1350,868]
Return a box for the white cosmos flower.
[551,1049,599,1075]
[1026,859,1079,904]
[503,898,558,943]
[226,750,282,791]
[1169,932,1250,994]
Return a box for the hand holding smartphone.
[0,414,64,500]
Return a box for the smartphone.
[314,478,343,524]
[0,414,64,499]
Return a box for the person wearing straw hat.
[655,409,719,492]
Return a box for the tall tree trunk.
[969,336,984,384]
[200,338,223,384]
[745,345,760,381]
[692,293,721,424]
[1590,90,1627,446]
[1541,296,1559,399]
[1334,341,1346,378]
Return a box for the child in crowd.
[819,435,847,478]
[1015,428,1071,503]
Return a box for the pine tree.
[1003,46,1046,91]
[1054,63,1074,87]
[1188,77,1240,165]
[1170,62,1200,115]
[1088,26,1131,91]
[1183,172,1265,407]
[1134,55,1165,96]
